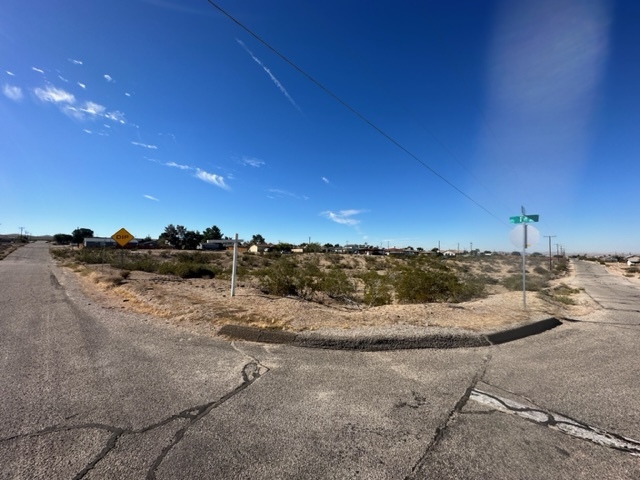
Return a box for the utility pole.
[544,235,556,272]
[19,226,25,240]
[555,243,560,257]
[470,242,473,255]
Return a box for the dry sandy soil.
[60,256,605,336]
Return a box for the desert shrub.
[175,251,210,264]
[158,262,218,279]
[296,261,324,300]
[502,274,548,292]
[627,266,639,274]
[256,257,298,296]
[119,270,131,280]
[533,265,548,275]
[393,266,483,303]
[321,268,356,299]
[76,248,109,264]
[359,271,393,306]
[49,247,74,260]
[122,256,160,273]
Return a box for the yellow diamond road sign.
[111,228,134,247]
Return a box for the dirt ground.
[61,257,604,336]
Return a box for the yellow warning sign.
[111,228,134,247]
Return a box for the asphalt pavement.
[1,246,638,479]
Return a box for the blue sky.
[1,0,638,254]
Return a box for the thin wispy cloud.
[143,194,160,201]
[321,209,366,226]
[34,85,75,104]
[80,101,106,116]
[240,156,265,167]
[165,161,191,170]
[322,177,330,184]
[31,84,125,124]
[103,74,113,82]
[77,82,86,89]
[124,92,131,97]
[236,39,301,111]
[83,129,92,134]
[195,169,229,190]
[104,111,126,124]
[68,58,83,65]
[267,188,308,201]
[6,71,15,76]
[32,67,44,74]
[131,141,157,150]
[2,84,23,101]
[58,75,69,83]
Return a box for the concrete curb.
[218,317,562,351]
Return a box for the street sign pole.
[522,207,527,309]
[509,210,540,310]
[111,227,134,269]
[231,233,239,297]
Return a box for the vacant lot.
[50,247,598,333]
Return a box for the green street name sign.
[509,214,539,224]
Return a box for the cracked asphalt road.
[1,245,639,479]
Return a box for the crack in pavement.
[469,388,640,456]
[146,360,268,479]
[405,354,492,479]
[0,360,270,479]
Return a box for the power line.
[204,0,509,227]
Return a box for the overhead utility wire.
[205,0,508,227]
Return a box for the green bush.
[393,266,483,303]
[158,262,219,278]
[322,268,356,299]
[296,261,324,300]
[533,265,548,276]
[502,274,548,292]
[359,271,393,306]
[256,257,298,296]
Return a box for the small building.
[83,237,116,248]
[83,237,140,249]
[442,250,457,257]
[249,244,271,254]
[627,256,640,267]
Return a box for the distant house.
[357,247,383,256]
[442,250,457,257]
[385,248,416,257]
[83,237,139,249]
[627,256,640,266]
[249,244,271,254]
[197,240,225,251]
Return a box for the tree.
[159,224,189,249]
[71,228,94,245]
[202,225,223,241]
[159,224,179,248]
[53,233,73,245]
[183,230,203,250]
[305,242,322,253]
[251,234,266,245]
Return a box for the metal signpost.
[509,208,539,309]
[111,227,134,267]
[230,233,245,297]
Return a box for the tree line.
[53,225,267,249]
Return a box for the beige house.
[249,244,270,254]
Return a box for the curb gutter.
[218,317,562,351]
